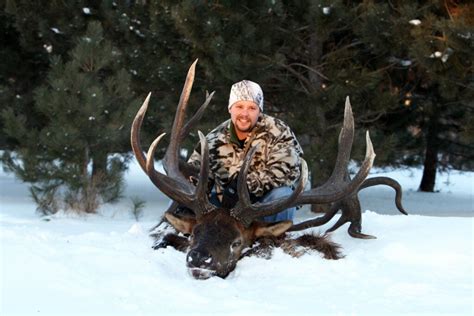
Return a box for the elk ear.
[164,212,196,235]
[254,220,293,238]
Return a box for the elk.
[131,60,407,279]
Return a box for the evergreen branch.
[320,41,363,62]
[258,54,315,95]
[287,63,329,80]
[357,111,386,124]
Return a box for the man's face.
[229,100,260,136]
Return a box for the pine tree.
[3,0,472,202]
[353,0,473,191]
[2,21,137,214]
[1,1,140,151]
[1,3,51,149]
[95,2,198,151]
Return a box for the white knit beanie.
[228,80,264,111]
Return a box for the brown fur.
[287,234,344,259]
[152,223,343,262]
[241,233,343,260]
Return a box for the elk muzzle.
[166,210,248,279]
[186,247,218,279]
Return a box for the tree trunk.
[308,30,328,192]
[82,146,90,179]
[419,115,439,192]
[92,151,108,177]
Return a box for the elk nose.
[187,249,213,268]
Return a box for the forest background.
[0,0,472,215]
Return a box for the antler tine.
[194,131,215,216]
[181,91,216,141]
[144,130,216,214]
[146,131,215,217]
[295,130,375,205]
[238,146,258,202]
[131,92,152,173]
[288,132,375,231]
[146,133,195,199]
[163,59,198,179]
[359,176,407,215]
[292,96,369,202]
[331,96,354,179]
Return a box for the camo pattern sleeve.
[244,115,303,197]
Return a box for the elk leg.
[150,203,192,251]
[152,233,190,252]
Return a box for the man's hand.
[221,174,259,208]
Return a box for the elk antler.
[231,97,376,227]
[359,177,407,215]
[130,60,216,217]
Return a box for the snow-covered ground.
[1,160,473,316]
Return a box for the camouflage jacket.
[188,113,303,202]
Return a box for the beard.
[234,116,255,133]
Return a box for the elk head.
[163,208,294,279]
[131,60,375,279]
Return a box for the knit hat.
[228,80,264,111]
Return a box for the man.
[188,80,303,222]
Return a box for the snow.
[400,59,412,66]
[430,51,442,58]
[1,159,473,316]
[50,27,62,34]
[43,44,53,54]
[322,7,331,15]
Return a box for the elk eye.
[231,240,242,249]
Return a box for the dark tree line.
[1,0,472,214]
